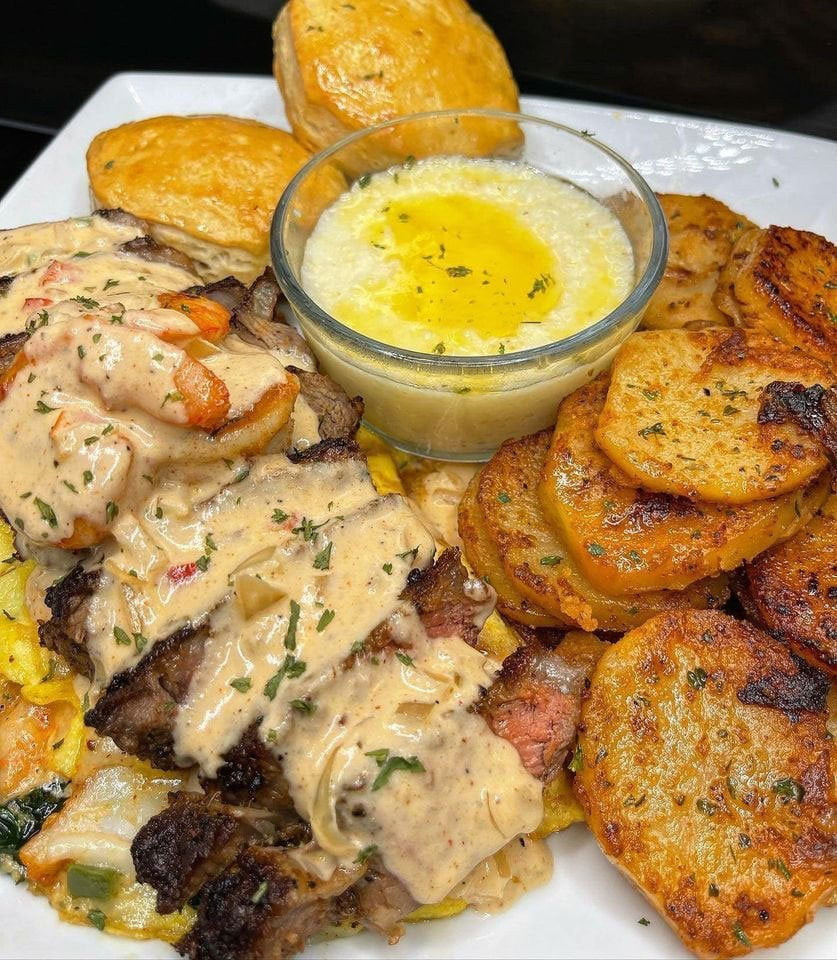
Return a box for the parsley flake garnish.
[34,400,56,414]
[34,497,57,528]
[354,844,378,864]
[638,422,665,438]
[313,541,333,570]
[317,609,335,631]
[113,626,131,646]
[230,677,252,693]
[285,600,301,649]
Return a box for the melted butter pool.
[301,157,634,356]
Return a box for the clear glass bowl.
[272,109,667,461]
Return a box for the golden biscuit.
[88,115,330,282]
[273,0,520,174]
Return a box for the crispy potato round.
[575,610,836,958]
[643,194,755,331]
[595,328,830,504]
[539,375,830,593]
[715,226,837,372]
[741,493,836,675]
[473,430,729,632]
[459,473,561,627]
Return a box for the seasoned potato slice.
[595,328,830,503]
[459,474,561,627]
[473,430,729,631]
[575,610,836,958]
[539,375,830,593]
[741,493,836,675]
[716,225,837,371]
[643,194,754,330]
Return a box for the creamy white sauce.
[0,214,145,276]
[1,214,546,909]
[0,249,200,338]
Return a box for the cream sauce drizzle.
[0,249,200,337]
[1,215,545,909]
[0,214,145,276]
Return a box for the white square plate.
[0,74,834,960]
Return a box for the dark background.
[2,0,835,195]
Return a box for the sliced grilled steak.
[286,367,363,441]
[231,268,315,369]
[0,330,28,375]
[287,437,362,465]
[183,277,249,312]
[177,845,360,960]
[85,621,208,769]
[39,565,101,679]
[479,643,583,781]
[118,235,198,274]
[202,721,296,813]
[353,867,416,941]
[96,208,150,231]
[133,792,269,914]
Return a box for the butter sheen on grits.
[301,157,634,356]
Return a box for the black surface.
[3,0,836,196]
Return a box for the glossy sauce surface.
[0,215,546,906]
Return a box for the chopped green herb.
[687,667,708,689]
[527,273,555,299]
[63,480,78,494]
[195,554,210,572]
[285,600,301,649]
[540,555,561,566]
[357,174,371,188]
[642,389,660,401]
[397,546,419,563]
[313,541,333,570]
[395,651,414,667]
[84,435,99,445]
[103,278,120,291]
[446,265,472,278]
[71,295,99,310]
[291,698,316,714]
[768,857,792,880]
[317,608,335,632]
[35,399,56,414]
[722,404,740,416]
[369,753,425,791]
[354,844,378,864]
[497,491,511,504]
[272,508,289,524]
[105,501,118,524]
[696,798,718,816]
[708,882,719,897]
[433,342,446,354]
[293,517,324,542]
[134,633,148,654]
[113,626,131,646]
[637,917,650,927]
[350,639,365,656]
[34,497,57,528]
[568,744,583,773]
[732,922,750,947]
[382,562,393,575]
[587,543,606,557]
[92,333,102,344]
[161,390,184,408]
[230,677,252,693]
[638,422,665,438]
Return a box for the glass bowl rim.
[271,107,668,372]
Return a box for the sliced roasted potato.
[473,431,729,631]
[595,328,830,504]
[643,194,754,330]
[575,610,836,958]
[540,375,830,593]
[715,225,837,371]
[459,473,561,627]
[741,492,836,675]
